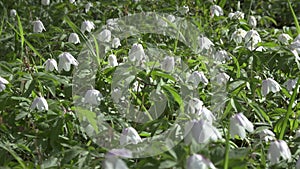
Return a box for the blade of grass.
[0,142,26,169]
[287,0,300,34]
[16,14,24,50]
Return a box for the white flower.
[43,59,58,72]
[85,2,92,13]
[297,157,300,169]
[215,72,230,84]
[58,52,78,72]
[231,28,247,44]
[267,140,291,165]
[33,20,46,33]
[278,33,292,44]
[188,98,203,114]
[68,33,80,44]
[295,129,300,138]
[187,154,216,169]
[245,30,261,51]
[161,56,175,72]
[69,0,75,3]
[185,119,221,144]
[128,43,146,62]
[180,5,189,15]
[111,87,122,103]
[214,50,229,63]
[120,127,142,145]
[0,77,9,92]
[84,89,102,105]
[261,78,281,97]
[259,129,275,142]
[41,0,50,5]
[30,96,48,112]
[112,38,121,48]
[248,16,257,28]
[283,78,298,93]
[10,9,17,17]
[200,107,216,124]
[210,5,223,17]
[81,20,95,33]
[167,14,176,22]
[229,11,244,20]
[108,54,118,67]
[99,29,111,42]
[198,36,214,52]
[230,113,254,139]
[188,71,208,87]
[103,156,129,169]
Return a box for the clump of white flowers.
[267,140,291,165]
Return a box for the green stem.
[224,125,230,169]
[279,78,300,139]
[287,0,300,34]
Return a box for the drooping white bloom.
[84,89,102,105]
[0,77,9,92]
[200,107,216,124]
[259,129,275,142]
[85,2,92,13]
[68,33,80,44]
[231,28,247,44]
[210,5,223,17]
[179,5,189,15]
[43,59,58,72]
[230,113,254,139]
[215,72,230,84]
[188,98,203,114]
[198,36,214,51]
[120,127,142,145]
[188,71,209,87]
[33,20,46,33]
[30,96,48,111]
[10,9,17,17]
[261,78,281,97]
[161,56,175,72]
[185,119,221,144]
[41,0,50,5]
[283,78,298,92]
[99,29,111,42]
[103,155,129,169]
[245,30,261,51]
[229,11,244,20]
[108,54,118,67]
[112,38,121,48]
[267,140,291,165]
[81,20,95,33]
[278,33,292,44]
[58,52,78,72]
[248,16,257,28]
[214,50,229,63]
[187,154,216,169]
[128,43,146,62]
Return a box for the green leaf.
[75,107,99,134]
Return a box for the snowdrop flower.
[58,52,78,72]
[108,54,118,67]
[198,36,214,51]
[128,43,146,62]
[267,140,291,165]
[103,155,129,169]
[200,107,216,124]
[231,28,247,44]
[188,71,208,87]
[81,20,95,33]
[179,5,189,15]
[187,154,216,169]
[259,129,275,142]
[185,119,221,144]
[85,2,92,13]
[10,9,17,17]
[188,98,203,114]
[112,38,121,48]
[84,89,102,105]
[261,78,281,97]
[33,20,46,33]
[230,113,254,139]
[0,77,9,92]
[283,78,298,93]
[278,33,292,44]
[120,127,142,145]
[68,33,80,44]
[161,56,175,72]
[229,11,245,20]
[214,50,229,63]
[245,30,261,50]
[43,59,58,72]
[248,16,257,28]
[210,5,223,17]
[41,0,50,5]
[30,96,48,112]
[99,29,111,42]
[215,72,230,84]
